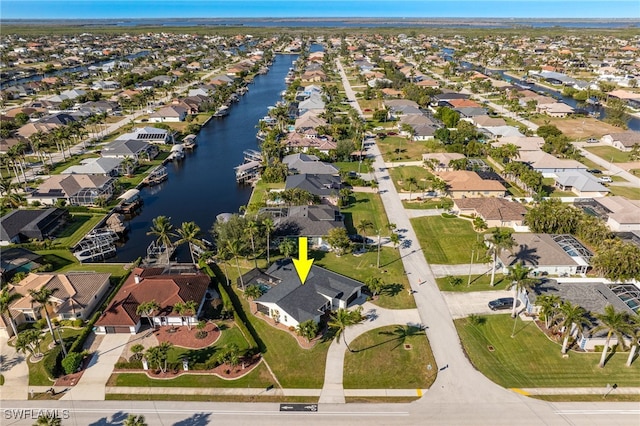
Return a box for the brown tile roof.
[454,198,527,221]
[438,171,506,193]
[96,267,209,327]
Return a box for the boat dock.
[143,165,168,186]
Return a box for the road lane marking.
[510,388,530,396]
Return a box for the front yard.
[455,315,640,389]
[376,136,431,162]
[341,191,390,236]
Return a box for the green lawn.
[341,192,390,236]
[335,161,372,174]
[608,185,640,200]
[49,153,100,175]
[388,166,435,194]
[584,146,634,163]
[28,328,83,386]
[343,325,436,389]
[168,322,249,364]
[436,273,509,292]
[455,315,640,388]
[411,215,482,264]
[402,198,453,210]
[38,250,131,281]
[237,292,331,388]
[54,213,105,248]
[376,136,430,162]
[311,248,415,310]
[246,180,285,214]
[110,362,274,388]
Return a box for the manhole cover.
[487,346,495,352]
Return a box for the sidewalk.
[0,336,29,400]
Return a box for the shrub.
[34,319,48,330]
[43,345,64,379]
[61,352,83,375]
[72,319,83,328]
[114,360,143,370]
[195,330,208,339]
[468,314,486,326]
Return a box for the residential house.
[491,136,544,152]
[515,150,587,176]
[250,259,363,328]
[282,131,337,155]
[536,102,575,118]
[298,93,325,116]
[149,105,187,123]
[101,139,158,161]
[384,99,422,120]
[0,208,69,245]
[283,153,339,175]
[94,265,210,334]
[437,170,506,199]
[496,233,592,276]
[452,198,528,230]
[269,205,345,247]
[294,111,327,131]
[117,126,173,145]
[285,174,341,203]
[551,170,610,198]
[601,131,640,152]
[1,272,111,337]
[29,174,116,206]
[592,196,640,232]
[61,157,124,177]
[398,114,438,141]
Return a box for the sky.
[1,1,638,20]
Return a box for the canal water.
[111,53,298,262]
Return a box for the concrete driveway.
[0,336,29,400]
[441,290,516,319]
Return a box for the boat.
[213,105,229,117]
[143,165,168,186]
[183,134,197,149]
[168,144,185,161]
[256,131,267,143]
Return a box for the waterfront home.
[437,170,507,199]
[536,102,575,118]
[247,259,363,328]
[601,131,640,152]
[0,208,69,245]
[149,105,187,123]
[95,265,210,334]
[283,153,339,175]
[282,131,337,155]
[117,126,173,145]
[294,110,327,131]
[0,247,43,284]
[452,198,528,230]
[285,174,341,203]
[1,272,111,338]
[265,204,345,247]
[29,174,116,206]
[298,93,325,116]
[61,157,123,177]
[101,139,158,161]
[495,233,592,276]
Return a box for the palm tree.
[328,307,365,352]
[356,219,374,251]
[226,238,246,290]
[136,300,159,328]
[15,329,44,358]
[262,217,275,264]
[557,301,591,354]
[486,228,515,287]
[244,219,259,268]
[593,305,634,368]
[365,276,385,298]
[147,216,175,262]
[506,262,536,319]
[626,314,640,367]
[123,414,147,426]
[120,156,136,177]
[406,176,417,201]
[244,285,263,300]
[278,239,296,258]
[33,414,62,426]
[28,287,57,340]
[535,294,561,330]
[296,319,319,342]
[0,288,21,338]
[174,300,198,330]
[175,221,205,265]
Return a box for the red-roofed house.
[94,266,210,334]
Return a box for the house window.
[284,315,288,322]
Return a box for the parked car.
[586,137,598,143]
[587,169,602,174]
[349,234,375,245]
[488,297,519,311]
[599,176,612,183]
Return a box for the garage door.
[104,326,130,334]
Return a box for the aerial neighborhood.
[0,21,639,424]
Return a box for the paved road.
[574,142,640,187]
[0,336,29,400]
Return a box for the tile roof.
[438,171,506,192]
[96,266,209,327]
[454,198,527,221]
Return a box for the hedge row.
[43,345,64,379]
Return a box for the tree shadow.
[88,411,128,426]
[173,413,211,426]
[0,352,25,372]
[380,283,403,297]
[510,317,535,337]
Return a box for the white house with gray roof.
[248,260,363,328]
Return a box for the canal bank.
[109,53,298,262]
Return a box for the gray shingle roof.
[285,174,341,197]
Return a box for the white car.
[599,176,612,183]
